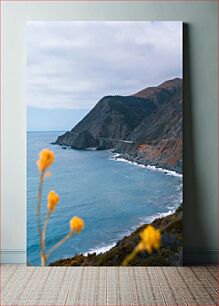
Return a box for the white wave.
[141,208,177,224]
[84,204,182,257]
[114,206,180,243]
[146,165,182,178]
[84,243,116,256]
[110,153,120,158]
[110,154,182,178]
[176,183,183,191]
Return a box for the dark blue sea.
[27,131,182,265]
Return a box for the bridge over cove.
[67,131,134,145]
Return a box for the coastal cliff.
[55,78,182,173]
[50,204,183,266]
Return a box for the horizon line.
[27,130,66,133]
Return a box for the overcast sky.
[27,21,182,111]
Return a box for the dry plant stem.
[37,173,44,236]
[37,172,44,265]
[121,245,140,266]
[46,231,74,259]
[41,210,51,266]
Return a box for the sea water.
[27,131,182,265]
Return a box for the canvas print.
[27,21,183,266]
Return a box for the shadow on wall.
[183,23,209,264]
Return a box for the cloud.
[27,21,182,109]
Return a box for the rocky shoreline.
[50,204,183,266]
[111,152,183,174]
[54,78,183,173]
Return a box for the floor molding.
[1,249,218,265]
[0,250,26,264]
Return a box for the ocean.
[27,131,182,265]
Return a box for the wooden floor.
[1,265,218,305]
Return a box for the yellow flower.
[47,190,59,211]
[138,225,161,254]
[69,216,84,233]
[37,149,55,172]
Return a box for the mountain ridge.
[54,77,182,173]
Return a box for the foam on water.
[122,206,178,237]
[84,206,179,256]
[110,154,182,178]
[84,243,117,256]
